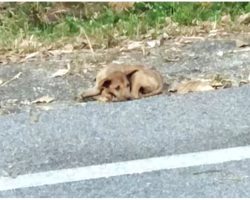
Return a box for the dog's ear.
[100,78,112,88]
[124,69,138,80]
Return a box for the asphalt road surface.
[0,85,250,197]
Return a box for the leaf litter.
[0,29,249,112]
[51,63,71,78]
[170,79,215,94]
[31,96,55,104]
[0,72,22,87]
[235,39,250,48]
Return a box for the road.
[0,85,250,197]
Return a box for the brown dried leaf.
[211,80,223,88]
[48,45,74,56]
[179,38,193,45]
[239,80,248,86]
[0,57,8,65]
[0,72,22,87]
[7,55,21,64]
[208,29,226,37]
[164,56,180,62]
[63,44,74,51]
[25,51,40,59]
[51,63,70,78]
[235,39,250,48]
[20,51,40,63]
[32,96,55,104]
[210,74,231,89]
[230,47,250,53]
[127,41,143,50]
[175,80,214,94]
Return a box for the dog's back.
[130,68,164,98]
[96,64,144,82]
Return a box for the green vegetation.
[0,2,249,53]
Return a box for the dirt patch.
[0,33,250,115]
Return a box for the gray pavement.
[0,85,250,197]
[1,159,250,197]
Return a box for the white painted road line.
[1,145,250,191]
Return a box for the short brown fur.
[79,64,164,102]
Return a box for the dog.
[79,64,164,102]
[79,64,139,102]
[129,66,164,99]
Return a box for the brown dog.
[79,64,164,102]
[80,64,139,102]
[129,67,164,99]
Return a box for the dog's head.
[99,70,138,101]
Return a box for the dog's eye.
[126,83,130,87]
[115,86,120,90]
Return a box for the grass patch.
[0,2,249,55]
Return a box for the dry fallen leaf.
[230,47,250,53]
[63,44,74,51]
[235,39,250,48]
[208,29,226,37]
[32,96,55,104]
[20,51,40,63]
[146,40,161,48]
[174,80,214,94]
[127,41,143,50]
[239,80,248,86]
[48,46,73,56]
[0,57,8,65]
[164,56,180,62]
[210,74,233,89]
[51,63,70,78]
[178,38,193,45]
[6,55,21,63]
[211,79,223,88]
[25,51,40,60]
[0,72,22,87]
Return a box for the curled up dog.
[78,64,164,102]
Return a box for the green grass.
[0,2,249,53]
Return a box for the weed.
[0,2,249,55]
